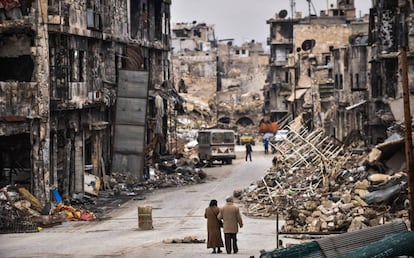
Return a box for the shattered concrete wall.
[365,0,414,145]
[292,22,353,133]
[0,0,51,202]
[172,40,268,134]
[171,22,215,52]
[330,23,371,144]
[293,23,352,76]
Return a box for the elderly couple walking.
[204,196,244,254]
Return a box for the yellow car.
[240,133,254,145]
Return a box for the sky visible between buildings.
[171,0,372,48]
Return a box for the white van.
[197,129,236,165]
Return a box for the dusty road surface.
[1,146,281,258]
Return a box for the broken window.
[49,34,70,99]
[130,1,149,39]
[324,54,331,65]
[0,134,31,187]
[0,1,23,20]
[86,0,102,31]
[130,0,140,39]
[371,62,381,98]
[355,73,359,88]
[328,68,333,79]
[84,138,92,167]
[0,56,34,82]
[335,74,339,89]
[154,0,164,40]
[384,58,397,98]
[350,73,353,89]
[193,30,201,38]
[70,49,85,82]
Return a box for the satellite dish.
[301,39,316,51]
[278,9,288,19]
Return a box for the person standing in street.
[263,138,269,154]
[245,142,253,161]
[218,196,243,254]
[204,199,224,254]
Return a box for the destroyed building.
[171,22,268,136]
[240,0,414,238]
[0,0,177,203]
[265,0,414,146]
[171,22,216,52]
[265,1,362,130]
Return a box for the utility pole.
[400,6,414,230]
[290,0,296,118]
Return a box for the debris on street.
[163,236,206,244]
[239,124,410,233]
[0,153,208,233]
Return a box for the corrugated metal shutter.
[112,70,148,180]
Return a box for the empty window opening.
[0,134,32,188]
[0,56,34,82]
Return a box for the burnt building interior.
[0,0,176,204]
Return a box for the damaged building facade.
[264,0,365,132]
[171,22,268,134]
[0,0,175,203]
[265,0,414,146]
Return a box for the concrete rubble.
[239,122,410,233]
[163,236,206,244]
[0,152,207,233]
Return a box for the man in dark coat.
[217,196,243,254]
[245,142,253,161]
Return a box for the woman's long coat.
[204,206,224,248]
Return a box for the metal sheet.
[113,125,145,153]
[117,70,149,98]
[112,153,144,175]
[112,70,148,178]
[316,221,407,257]
[115,98,147,125]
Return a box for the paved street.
[1,145,281,258]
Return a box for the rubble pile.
[163,236,206,244]
[0,185,96,233]
[112,158,206,192]
[0,195,39,233]
[0,153,207,233]
[240,126,410,233]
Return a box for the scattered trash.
[163,236,205,244]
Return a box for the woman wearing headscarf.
[204,199,224,253]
